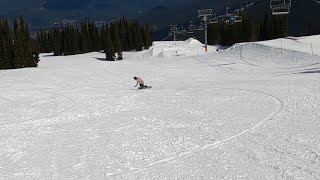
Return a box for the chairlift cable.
[162,34,173,41]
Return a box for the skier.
[134,76,150,89]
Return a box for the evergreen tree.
[52,29,61,56]
[119,17,127,51]
[110,23,122,53]
[36,18,153,57]
[248,14,257,41]
[80,26,88,53]
[0,17,38,70]
[19,16,36,68]
[13,19,25,68]
[85,29,92,52]
[208,24,221,45]
[2,20,13,69]
[0,20,3,69]
[30,38,40,67]
[261,12,272,40]
[105,27,115,61]
[141,26,151,49]
[134,25,144,51]
[100,25,107,51]
[126,24,134,50]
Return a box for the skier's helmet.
[134,77,137,80]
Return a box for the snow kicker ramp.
[217,42,320,75]
[140,38,216,59]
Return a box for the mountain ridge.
[0,0,319,37]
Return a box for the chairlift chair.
[222,7,243,25]
[170,25,178,36]
[187,21,197,34]
[222,14,242,25]
[272,8,291,15]
[208,14,219,24]
[187,27,195,34]
[234,16,242,23]
[209,18,219,24]
[197,25,204,31]
[270,0,291,15]
[180,27,187,33]
[198,9,213,17]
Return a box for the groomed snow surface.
[1,37,320,179]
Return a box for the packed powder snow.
[1,36,320,179]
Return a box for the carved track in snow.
[105,87,284,178]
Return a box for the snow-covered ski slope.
[1,36,320,179]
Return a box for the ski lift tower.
[198,9,213,52]
[170,25,179,41]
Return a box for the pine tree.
[126,23,134,50]
[111,23,122,53]
[119,17,127,51]
[147,25,153,47]
[52,29,61,56]
[35,17,154,57]
[100,25,106,51]
[85,29,92,53]
[208,24,221,45]
[86,21,96,51]
[134,25,144,51]
[0,17,38,70]
[262,12,272,40]
[30,38,40,67]
[105,27,115,61]
[0,20,3,69]
[247,14,257,42]
[91,24,100,51]
[19,16,36,68]
[70,25,80,54]
[80,25,87,53]
[12,20,26,68]
[141,26,150,49]
[2,20,13,69]
[283,15,289,37]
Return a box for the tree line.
[0,17,39,70]
[207,12,290,46]
[37,17,153,61]
[307,22,320,36]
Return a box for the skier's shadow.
[94,57,107,61]
[93,57,118,61]
[129,88,152,90]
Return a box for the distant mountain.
[0,0,187,30]
[0,0,319,38]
